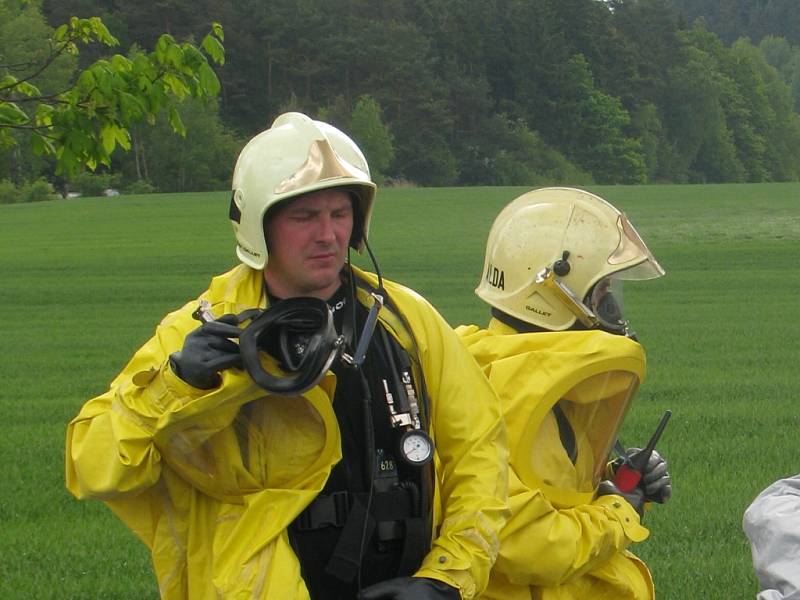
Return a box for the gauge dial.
[400,430,433,466]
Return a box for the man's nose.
[316,214,337,241]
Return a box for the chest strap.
[293,486,427,583]
[294,489,414,532]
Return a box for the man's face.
[263,188,354,300]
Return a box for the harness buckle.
[294,491,352,531]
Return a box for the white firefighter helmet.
[230,112,377,270]
[475,187,665,332]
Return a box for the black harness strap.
[398,516,427,576]
[319,487,416,583]
[290,271,436,590]
[324,495,374,583]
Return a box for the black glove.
[358,577,461,600]
[627,447,672,503]
[168,314,243,389]
[597,479,646,517]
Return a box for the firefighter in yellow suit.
[457,188,673,600]
[65,113,509,600]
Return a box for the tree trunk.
[133,131,143,181]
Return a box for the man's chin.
[302,271,343,298]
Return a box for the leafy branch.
[0,17,225,176]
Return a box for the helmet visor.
[609,215,665,280]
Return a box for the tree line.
[4,0,800,198]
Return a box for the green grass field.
[1,183,798,598]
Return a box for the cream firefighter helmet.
[230,112,377,270]
[475,187,665,333]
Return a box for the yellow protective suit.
[66,264,509,599]
[456,318,654,600]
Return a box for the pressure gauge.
[400,429,434,467]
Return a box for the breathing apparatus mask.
[191,298,343,396]
[588,277,626,333]
[192,293,384,398]
[238,298,344,395]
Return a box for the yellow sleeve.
[65,300,209,500]
[494,468,648,587]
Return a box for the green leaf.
[115,126,131,151]
[55,145,76,175]
[53,24,69,42]
[168,107,186,136]
[30,133,56,157]
[201,35,225,66]
[0,103,30,126]
[95,69,113,97]
[162,74,189,99]
[155,34,176,63]
[34,104,55,126]
[30,134,45,156]
[167,45,183,68]
[132,53,153,76]
[119,92,146,122]
[88,16,119,46]
[198,63,220,96]
[110,54,133,72]
[181,45,205,69]
[77,69,97,91]
[15,80,41,98]
[100,125,118,154]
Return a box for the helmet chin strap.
[535,267,635,338]
[340,237,385,369]
[536,267,600,328]
[361,234,384,290]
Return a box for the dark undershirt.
[281,286,411,599]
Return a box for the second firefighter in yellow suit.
[458,187,673,600]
